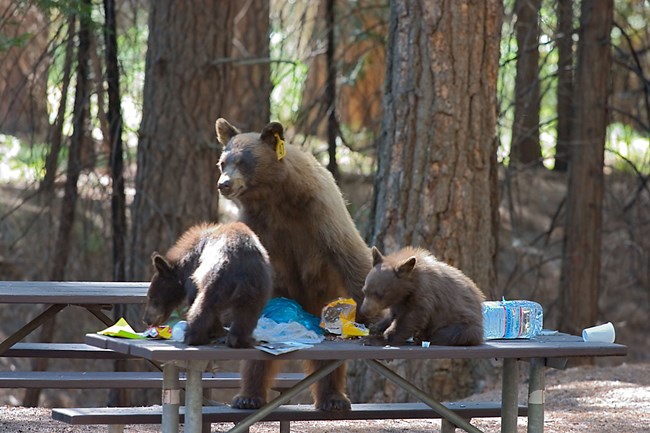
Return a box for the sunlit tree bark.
[129,1,271,281]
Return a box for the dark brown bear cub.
[215,118,372,412]
[143,222,272,348]
[360,246,485,346]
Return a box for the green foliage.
[607,123,650,174]
[497,0,650,175]
[269,30,308,125]
[0,134,49,182]
[268,2,310,125]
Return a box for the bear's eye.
[219,150,255,176]
[218,153,237,170]
[234,150,256,174]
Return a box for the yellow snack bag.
[320,298,369,338]
[341,320,369,338]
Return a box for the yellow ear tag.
[274,132,286,160]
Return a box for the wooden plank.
[0,371,304,389]
[1,343,134,359]
[85,332,628,363]
[52,402,528,425]
[0,281,149,304]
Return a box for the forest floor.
[0,362,648,432]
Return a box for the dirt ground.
[0,362,648,433]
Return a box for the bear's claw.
[315,394,351,412]
[231,395,265,410]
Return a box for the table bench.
[0,370,304,390]
[53,401,528,433]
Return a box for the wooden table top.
[0,281,149,304]
[85,332,628,363]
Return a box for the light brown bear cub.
[216,118,372,412]
[360,246,485,346]
[143,222,272,348]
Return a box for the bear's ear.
[260,122,284,149]
[396,256,416,276]
[215,118,241,145]
[151,252,173,276]
[371,246,384,267]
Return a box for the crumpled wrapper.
[320,298,369,338]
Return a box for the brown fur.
[215,118,372,411]
[142,222,272,348]
[360,246,485,346]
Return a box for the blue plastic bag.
[261,297,323,335]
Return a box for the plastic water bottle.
[171,321,188,341]
[482,299,543,339]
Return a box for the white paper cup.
[582,322,615,343]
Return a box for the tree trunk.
[104,0,129,407]
[325,0,339,181]
[351,0,502,403]
[130,0,271,282]
[0,0,50,140]
[229,0,271,131]
[23,0,92,407]
[559,1,612,345]
[104,0,127,286]
[41,15,76,194]
[554,0,573,172]
[511,0,542,168]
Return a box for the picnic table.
[0,281,149,355]
[84,331,627,433]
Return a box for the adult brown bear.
[215,118,371,411]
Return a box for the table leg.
[162,363,180,433]
[82,304,115,326]
[227,359,346,433]
[501,358,519,433]
[185,367,204,433]
[527,358,545,433]
[364,359,484,433]
[0,304,66,355]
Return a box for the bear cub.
[143,221,272,348]
[360,246,485,346]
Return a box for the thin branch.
[210,57,297,66]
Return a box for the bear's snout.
[142,306,165,327]
[359,298,371,316]
[217,177,233,196]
